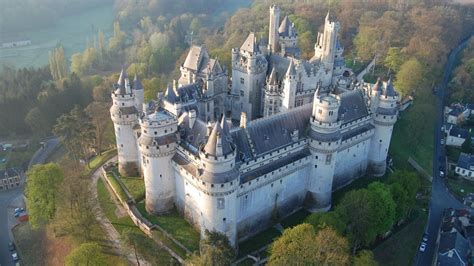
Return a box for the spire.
[220,115,230,137]
[278,16,292,36]
[203,121,233,157]
[372,77,382,92]
[133,74,143,90]
[325,10,330,22]
[383,77,398,97]
[268,67,278,85]
[165,83,178,103]
[118,69,127,86]
[286,59,296,77]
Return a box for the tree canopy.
[65,242,106,266]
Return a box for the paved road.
[414,37,472,266]
[0,138,59,266]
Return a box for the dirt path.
[90,156,150,266]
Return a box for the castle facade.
[110,6,399,245]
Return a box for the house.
[456,153,474,180]
[0,168,22,191]
[435,209,473,266]
[446,126,470,147]
[446,105,469,125]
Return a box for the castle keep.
[110,6,399,245]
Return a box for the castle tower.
[138,109,178,214]
[110,69,140,176]
[268,5,280,53]
[311,11,340,86]
[264,67,281,117]
[231,32,268,120]
[198,116,239,246]
[281,59,297,111]
[306,88,341,212]
[368,79,399,176]
[133,74,144,111]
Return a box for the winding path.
[90,155,150,266]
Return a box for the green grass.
[88,149,116,171]
[1,4,114,68]
[106,173,129,201]
[97,179,175,264]
[390,93,436,172]
[120,177,145,202]
[447,178,474,199]
[373,208,428,266]
[136,201,200,252]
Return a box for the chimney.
[240,112,247,128]
[189,110,197,129]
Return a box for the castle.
[110,6,400,245]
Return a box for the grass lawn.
[447,178,474,199]
[121,177,145,202]
[390,93,436,172]
[106,173,129,201]
[373,208,428,266]
[88,149,116,171]
[97,179,175,264]
[12,222,46,265]
[136,201,200,252]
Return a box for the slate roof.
[449,126,470,139]
[437,231,469,266]
[337,90,369,124]
[240,32,259,54]
[164,81,203,104]
[268,54,291,81]
[267,67,278,85]
[133,75,143,90]
[382,79,398,97]
[449,106,466,116]
[178,113,209,154]
[286,59,296,76]
[202,118,234,157]
[244,104,312,156]
[115,69,128,95]
[278,16,296,37]
[183,46,209,72]
[0,168,19,178]
[457,153,474,170]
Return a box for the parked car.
[422,233,429,242]
[440,171,445,177]
[14,208,24,214]
[12,252,19,261]
[419,242,427,252]
[8,242,15,251]
[441,138,445,145]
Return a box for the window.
[240,78,244,84]
[240,90,244,97]
[326,154,332,165]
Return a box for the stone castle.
[110,6,399,245]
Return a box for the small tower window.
[240,78,244,84]
[223,218,226,222]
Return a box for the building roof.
[382,78,398,97]
[438,231,469,266]
[0,168,19,179]
[457,153,474,170]
[286,59,296,77]
[337,90,369,124]
[278,16,296,37]
[449,126,469,139]
[202,119,234,157]
[372,78,382,92]
[183,45,209,72]
[449,105,466,117]
[164,81,203,104]
[115,69,128,95]
[240,32,259,54]
[267,67,278,86]
[133,75,143,90]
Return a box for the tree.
[387,171,421,216]
[354,250,378,266]
[187,230,235,266]
[48,46,68,80]
[121,229,144,265]
[384,47,403,74]
[395,57,425,96]
[25,163,64,229]
[305,211,346,235]
[389,182,410,222]
[268,224,350,266]
[462,133,472,153]
[53,105,96,167]
[367,182,396,235]
[65,242,106,266]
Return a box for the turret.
[306,89,341,212]
[268,5,280,53]
[264,68,281,117]
[368,78,399,176]
[133,74,144,111]
[110,69,140,176]
[198,117,239,246]
[281,59,297,111]
[138,109,178,214]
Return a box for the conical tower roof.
[267,67,278,85]
[372,77,382,92]
[116,69,128,94]
[278,16,292,36]
[203,121,233,157]
[165,83,179,103]
[133,74,143,90]
[286,59,296,77]
[220,115,230,137]
[383,78,398,97]
[241,32,259,54]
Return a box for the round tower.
[110,69,140,176]
[368,79,399,176]
[268,5,280,53]
[264,67,280,117]
[198,116,239,246]
[138,109,178,214]
[306,88,341,212]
